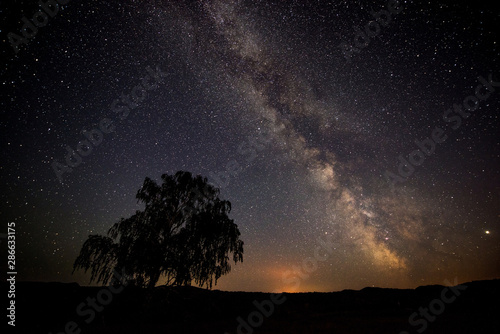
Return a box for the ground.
[10,279,500,334]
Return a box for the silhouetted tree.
[73,171,244,289]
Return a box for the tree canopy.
[73,171,244,289]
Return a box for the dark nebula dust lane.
[1,0,499,292]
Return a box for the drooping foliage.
[73,171,244,288]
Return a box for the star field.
[1,0,499,292]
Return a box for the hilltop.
[9,279,500,333]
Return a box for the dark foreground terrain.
[8,278,500,333]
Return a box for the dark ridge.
[7,279,500,334]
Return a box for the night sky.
[1,0,499,293]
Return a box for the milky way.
[1,0,499,292]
